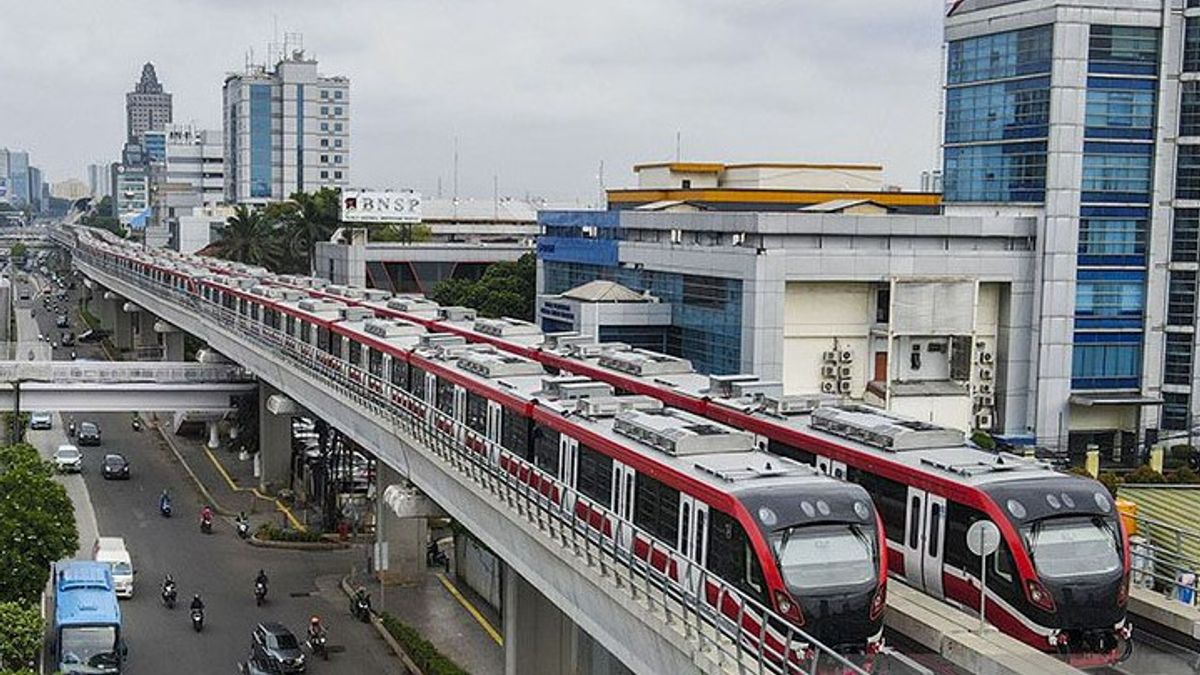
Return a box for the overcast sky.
[0,0,947,202]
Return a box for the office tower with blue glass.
[222,49,350,203]
[944,0,1193,456]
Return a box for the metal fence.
[1127,509,1200,608]
[75,245,869,675]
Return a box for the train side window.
[706,509,768,603]
[318,327,331,353]
[435,379,455,415]
[300,322,312,344]
[634,473,680,544]
[286,316,296,337]
[250,304,260,321]
[368,349,383,378]
[348,341,363,366]
[531,425,560,473]
[908,497,921,549]
[465,391,487,434]
[390,359,409,387]
[945,502,988,574]
[928,503,942,557]
[329,331,342,356]
[767,439,815,465]
[858,471,906,542]
[408,367,426,398]
[576,445,613,508]
[680,502,691,553]
[695,509,706,563]
[526,424,554,464]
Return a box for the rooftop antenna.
[453,136,460,221]
[597,160,605,207]
[675,130,681,162]
[493,173,499,221]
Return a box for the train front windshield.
[59,625,119,673]
[1024,516,1121,579]
[771,523,877,592]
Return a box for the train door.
[678,496,710,591]
[612,462,636,549]
[423,371,437,421]
[453,386,466,442]
[903,488,947,598]
[558,435,577,504]
[816,455,847,479]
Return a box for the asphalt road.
[21,271,406,675]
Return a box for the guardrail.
[74,246,868,674]
[0,361,253,384]
[1129,511,1200,607]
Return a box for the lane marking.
[201,443,307,532]
[436,571,503,646]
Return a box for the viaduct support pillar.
[133,310,158,356]
[375,463,436,585]
[111,299,134,352]
[503,565,630,675]
[259,381,297,493]
[155,320,185,361]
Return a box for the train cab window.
[409,366,426,398]
[531,424,559,473]
[349,341,363,367]
[317,327,331,353]
[435,379,455,416]
[390,359,409,388]
[768,439,814,465]
[368,349,383,378]
[576,445,613,508]
[707,509,767,603]
[993,542,1014,584]
[465,392,487,434]
[634,473,680,544]
[908,498,921,549]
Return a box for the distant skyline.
[0,0,947,201]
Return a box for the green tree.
[8,243,27,260]
[0,444,77,604]
[429,253,536,321]
[79,196,124,237]
[280,188,341,274]
[210,205,283,269]
[0,601,42,672]
[369,222,431,243]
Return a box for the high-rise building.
[2,150,31,207]
[942,0,1189,456]
[88,163,113,198]
[126,63,173,143]
[27,166,43,213]
[146,124,225,249]
[222,49,350,203]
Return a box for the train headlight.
[1026,579,1056,612]
[869,586,887,621]
[773,590,803,624]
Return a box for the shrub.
[255,523,323,543]
[1096,471,1122,498]
[379,612,469,675]
[1168,466,1200,485]
[1124,465,1167,485]
[970,431,996,450]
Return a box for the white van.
[92,537,134,598]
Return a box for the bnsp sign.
[340,190,422,224]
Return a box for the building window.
[1075,277,1145,318]
[1182,82,1200,137]
[875,287,891,323]
[334,106,343,115]
[334,90,344,99]
[334,139,343,148]
[1081,142,1153,201]
[334,171,342,179]
[1072,335,1142,390]
[1078,214,1146,259]
[319,154,328,163]
[943,141,1048,202]
[334,155,343,164]
[1084,79,1156,139]
[248,84,273,199]
[1186,19,1200,73]
[1163,393,1191,431]
[320,90,329,99]
[320,170,328,179]
[320,138,329,148]
[320,106,329,115]
[1088,26,1159,75]
[1169,271,1198,326]
[1165,333,1194,386]
[1179,146,1200,200]
[320,122,329,132]
[334,123,343,132]
[947,25,1053,85]
[1175,209,1200,263]
[944,77,1051,144]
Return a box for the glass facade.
[944,26,1053,203]
[542,260,743,375]
[1071,26,1159,391]
[1187,19,1200,73]
[249,84,272,199]
[1178,145,1200,200]
[1173,209,1200,263]
[1165,333,1194,386]
[1180,82,1200,136]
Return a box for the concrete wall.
[782,281,872,396]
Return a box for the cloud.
[0,0,946,199]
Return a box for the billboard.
[341,189,422,224]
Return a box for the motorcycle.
[131,417,142,432]
[254,581,267,607]
[236,519,250,539]
[351,595,371,623]
[162,582,177,609]
[191,608,204,632]
[426,541,449,570]
[200,514,213,534]
[307,633,329,661]
[160,499,172,518]
[67,422,76,438]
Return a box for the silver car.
[29,411,52,430]
[53,445,82,473]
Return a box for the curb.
[152,418,238,517]
[247,533,348,551]
[340,576,426,675]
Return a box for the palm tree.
[211,205,282,269]
[284,188,341,274]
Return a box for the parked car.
[77,421,102,446]
[92,536,135,598]
[53,445,82,473]
[55,314,69,328]
[29,411,52,430]
[61,332,75,347]
[101,453,130,480]
[251,622,306,673]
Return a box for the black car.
[251,622,306,673]
[56,314,69,328]
[78,421,102,446]
[101,453,130,480]
[61,332,75,346]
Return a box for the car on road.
[92,536,135,598]
[53,445,82,473]
[56,313,69,328]
[101,454,130,480]
[77,421,102,446]
[250,622,306,673]
[61,332,74,346]
[29,411,52,430]
[79,329,109,343]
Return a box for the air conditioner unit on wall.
[838,365,852,379]
[839,349,854,363]
[838,380,852,394]
[979,367,993,381]
[977,383,993,396]
[979,351,994,365]
[975,395,995,408]
[975,413,993,430]
[822,351,838,363]
[821,381,837,394]
[822,365,837,379]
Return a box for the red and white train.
[73,229,890,664]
